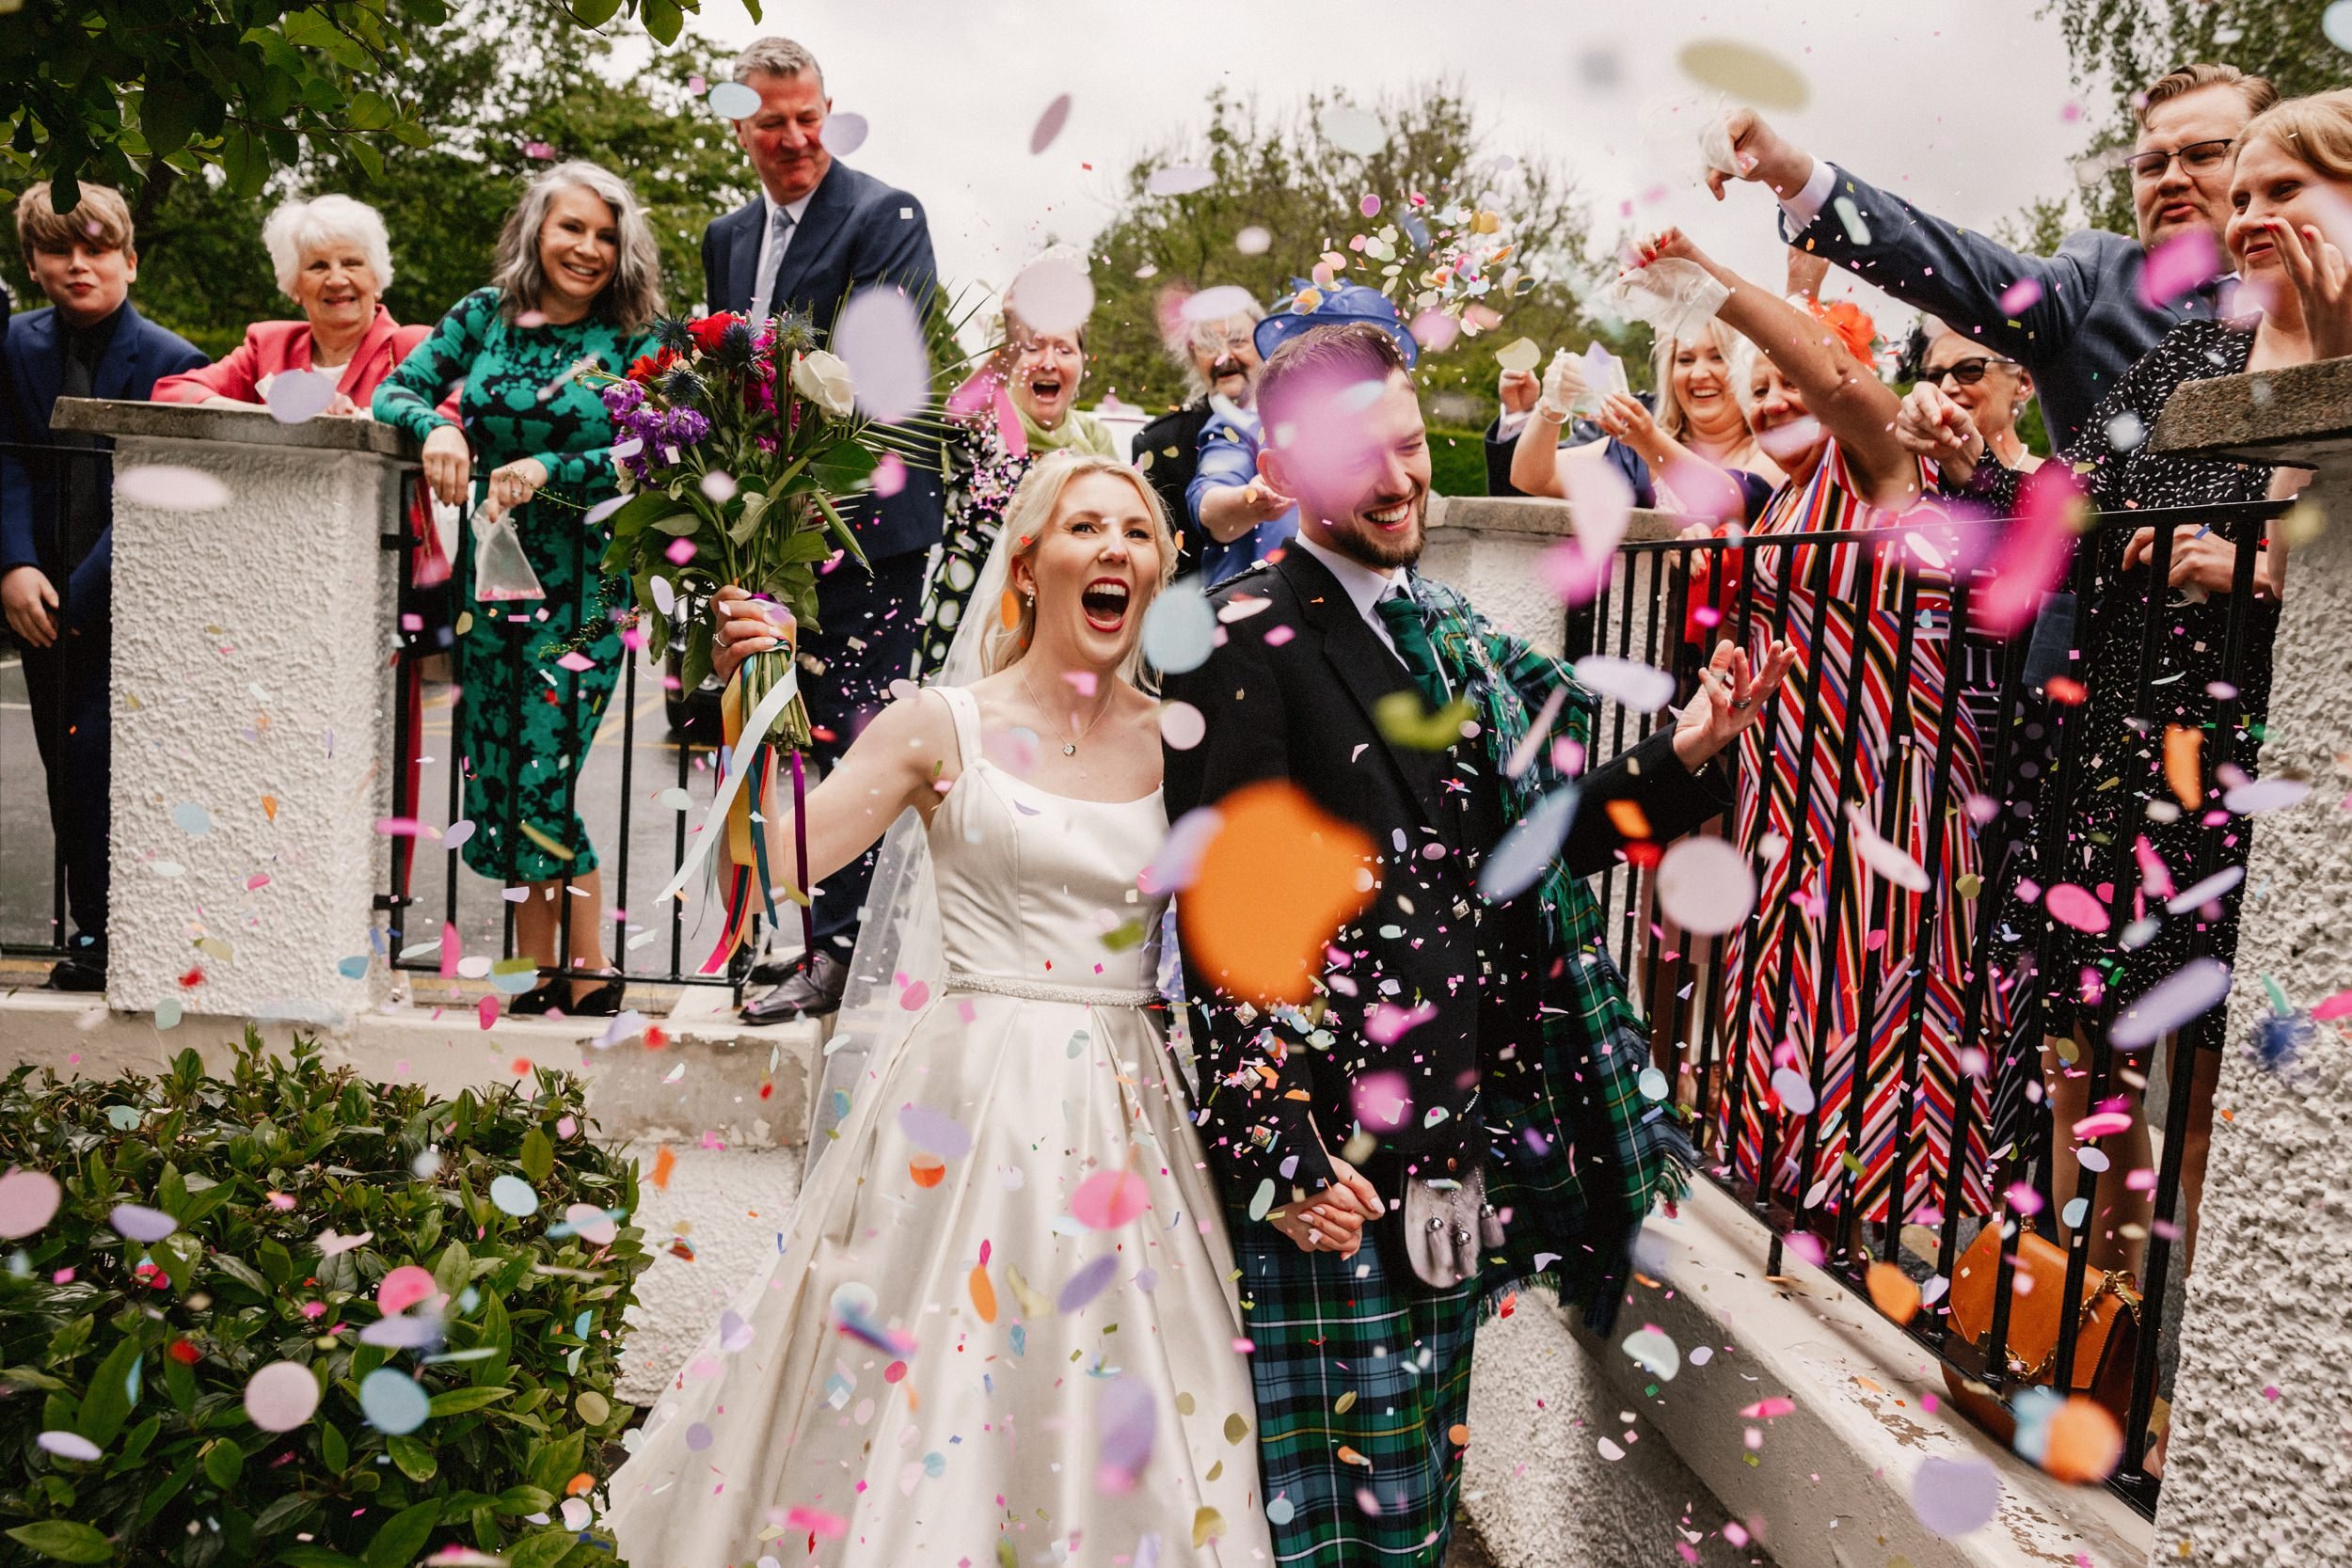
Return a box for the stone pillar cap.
[52,396,419,459]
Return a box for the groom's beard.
[1316,488,1426,570]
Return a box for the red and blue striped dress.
[1716,442,2001,1226]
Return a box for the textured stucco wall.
[2152,455,2352,1565]
[95,413,402,1022]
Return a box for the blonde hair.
[2137,62,2278,132]
[492,161,663,333]
[2241,88,2352,184]
[1649,319,1756,443]
[262,193,393,298]
[986,451,1179,684]
[16,182,134,270]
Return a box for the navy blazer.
[1,301,207,578]
[1782,164,2221,449]
[703,161,945,562]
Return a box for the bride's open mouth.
[1080,577,1131,631]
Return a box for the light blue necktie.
[748,205,797,323]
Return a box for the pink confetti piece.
[2312,988,2352,1022]
[1352,1070,1413,1133]
[2139,228,2221,309]
[478,994,500,1031]
[1976,464,2083,637]
[1998,277,2043,314]
[2043,883,2109,934]
[1366,1000,1438,1045]
[555,651,597,673]
[786,1507,848,1539]
[377,1264,437,1315]
[1741,1397,1796,1419]
[1071,1169,1151,1229]
[664,538,698,565]
[1029,93,1073,155]
[2073,1110,2134,1140]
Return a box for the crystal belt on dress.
[945,972,1159,1008]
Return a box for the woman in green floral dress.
[375,161,660,1015]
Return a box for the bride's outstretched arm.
[709,585,955,894]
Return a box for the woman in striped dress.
[1648,229,2003,1229]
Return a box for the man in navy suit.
[2,182,206,990]
[705,36,944,1022]
[1710,62,2277,448]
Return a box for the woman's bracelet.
[1533,399,1573,425]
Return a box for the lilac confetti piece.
[1096,1377,1157,1493]
[1057,1254,1120,1313]
[1030,93,1073,154]
[897,1102,974,1162]
[2110,958,2233,1050]
[110,1203,178,1243]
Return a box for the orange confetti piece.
[510,1057,532,1076]
[1604,799,1653,840]
[2040,1395,2123,1484]
[1866,1260,1920,1325]
[650,1147,677,1191]
[1180,782,1375,1006]
[1337,1445,1372,1466]
[999,588,1023,631]
[1447,1423,1471,1448]
[565,1472,596,1497]
[969,1264,997,1323]
[910,1156,946,1189]
[261,794,278,821]
[2164,724,2203,810]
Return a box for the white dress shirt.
[747,189,817,323]
[1292,531,1412,662]
[1779,159,1839,231]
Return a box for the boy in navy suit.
[1,182,205,990]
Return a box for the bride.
[600,452,1315,1565]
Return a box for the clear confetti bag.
[1604,258,1731,344]
[1566,343,1632,419]
[471,504,545,603]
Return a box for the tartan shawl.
[1411,571,1693,1329]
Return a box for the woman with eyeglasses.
[1898,89,2352,1296]
[1912,325,2041,475]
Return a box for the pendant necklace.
[1019,663,1109,756]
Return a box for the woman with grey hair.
[373,160,661,1017]
[154,193,423,414]
[1134,298,1266,577]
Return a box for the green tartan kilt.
[1226,1189,1484,1568]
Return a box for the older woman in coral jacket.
[153,194,427,412]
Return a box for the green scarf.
[1014,402,1120,458]
[1409,571,1692,1330]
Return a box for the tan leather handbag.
[1941,1222,2142,1441]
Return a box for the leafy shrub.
[0,1033,649,1567]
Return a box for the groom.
[1163,320,1790,1566]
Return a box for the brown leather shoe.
[740,951,849,1024]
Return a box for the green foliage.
[0,1032,649,1567]
[1426,426,1490,499]
[3,4,755,361]
[0,0,753,217]
[1085,83,1642,435]
[2028,0,2345,240]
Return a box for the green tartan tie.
[1375,589,1449,710]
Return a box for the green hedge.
[0,1034,650,1568]
[1427,424,1490,498]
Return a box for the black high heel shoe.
[506,979,562,1015]
[563,975,627,1017]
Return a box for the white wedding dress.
[603,685,1270,1568]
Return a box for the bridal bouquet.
[585,309,909,968]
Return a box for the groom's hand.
[1269,1158,1386,1257]
[1671,637,1798,770]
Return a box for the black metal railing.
[378,468,755,1000]
[0,440,114,962]
[1577,498,2287,1518]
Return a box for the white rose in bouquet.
[790,349,857,419]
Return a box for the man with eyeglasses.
[1708,62,2277,448]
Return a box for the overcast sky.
[655,0,2099,346]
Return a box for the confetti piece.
[110,1203,177,1243]
[1741,1398,1795,1418]
[118,465,229,512]
[2039,1396,2122,1483]
[1494,337,1542,375]
[1248,1179,1277,1223]
[1867,1261,1921,1324]
[1570,655,1676,713]
[518,821,577,861]
[969,1264,998,1323]
[651,1148,677,1190]
[1057,1254,1119,1313]
[378,1265,437,1316]
[785,1506,848,1539]
[1096,1377,1157,1494]
[1998,278,2044,315]
[1141,580,1216,673]
[1978,464,2085,636]
[1181,782,1375,1006]
[1621,1326,1679,1380]
[707,81,759,119]
[244,1361,322,1432]
[909,1156,946,1189]
[2224,777,2310,815]
[489,1176,540,1216]
[563,1203,619,1246]
[835,286,930,424]
[359,1369,431,1434]
[1656,835,1756,935]
[1192,1506,1227,1548]
[821,110,869,155]
[2140,228,2221,309]
[1770,1067,1816,1117]
[2167,865,2244,914]
[1029,92,1073,153]
[1072,1168,1151,1230]
[2111,958,2232,1050]
[898,1103,974,1161]
[2043,883,2109,934]
[1184,283,1260,325]
[1008,253,1095,333]
[1147,165,1216,197]
[1266,1497,1296,1527]
[1476,785,1580,902]
[0,1169,62,1239]
[2163,724,2203,810]
[1910,1454,2001,1536]
[1846,801,1930,892]
[1375,691,1477,750]
[1322,103,1386,155]
[1677,39,1810,110]
[171,801,213,836]
[37,1431,101,1462]
[265,367,337,423]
